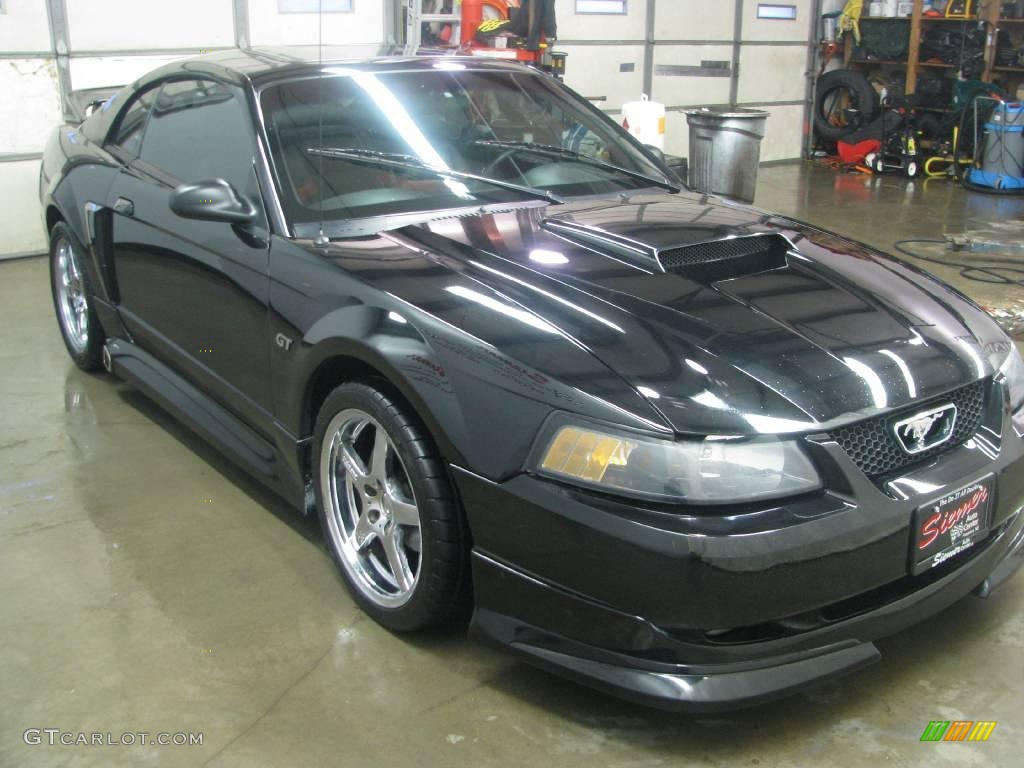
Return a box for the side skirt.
[105,337,308,511]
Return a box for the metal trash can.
[684,108,769,203]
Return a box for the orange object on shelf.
[461,0,511,45]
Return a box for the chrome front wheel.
[314,382,468,631]
[49,222,104,371]
[321,408,422,608]
[54,236,90,353]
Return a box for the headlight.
[533,422,822,504]
[998,344,1024,414]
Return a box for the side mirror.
[644,144,667,164]
[644,144,685,188]
[169,179,258,227]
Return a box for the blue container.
[974,102,1024,189]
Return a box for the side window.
[138,79,257,194]
[107,87,157,158]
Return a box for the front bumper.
[455,399,1024,711]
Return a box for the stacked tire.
[814,69,879,144]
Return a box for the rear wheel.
[49,221,104,371]
[314,382,468,631]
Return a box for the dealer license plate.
[911,476,995,575]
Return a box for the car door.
[106,78,274,436]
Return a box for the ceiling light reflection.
[879,349,917,399]
[956,337,986,378]
[446,286,559,334]
[529,249,569,266]
[686,359,709,376]
[843,356,888,409]
[692,390,728,410]
[742,413,816,434]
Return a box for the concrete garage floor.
[1,164,1022,768]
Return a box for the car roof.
[77,45,541,148]
[138,45,537,90]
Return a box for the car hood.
[402,191,1006,436]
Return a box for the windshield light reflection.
[348,71,449,170]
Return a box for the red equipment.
[460,0,509,46]
[460,0,563,74]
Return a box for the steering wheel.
[481,147,522,177]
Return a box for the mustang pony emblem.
[893,404,958,455]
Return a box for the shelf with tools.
[842,2,997,98]
[989,11,1024,85]
[813,2,1023,159]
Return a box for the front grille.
[830,380,987,477]
[658,234,789,281]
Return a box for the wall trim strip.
[730,0,743,106]
[0,153,44,163]
[643,0,655,95]
[44,0,73,121]
[233,0,251,49]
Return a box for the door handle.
[113,197,135,217]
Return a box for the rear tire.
[49,221,104,371]
[314,381,468,631]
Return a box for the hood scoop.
[659,233,792,283]
[542,219,793,281]
[541,219,662,272]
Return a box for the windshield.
[260,65,673,228]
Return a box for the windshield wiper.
[307,148,564,206]
[472,140,681,194]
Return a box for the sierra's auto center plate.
[911,475,995,575]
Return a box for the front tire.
[314,382,468,631]
[49,221,104,371]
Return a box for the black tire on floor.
[814,69,879,143]
[48,221,105,371]
[916,113,943,144]
[313,381,469,631]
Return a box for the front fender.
[268,234,669,482]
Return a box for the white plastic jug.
[621,95,666,151]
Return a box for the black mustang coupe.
[40,48,1024,711]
